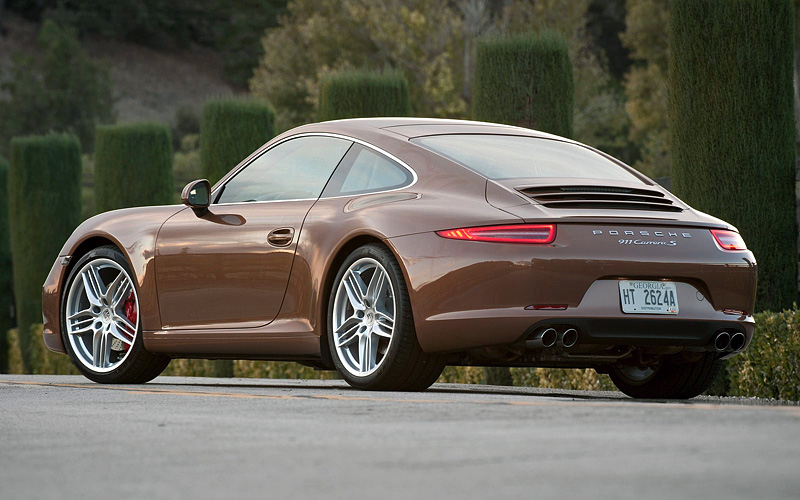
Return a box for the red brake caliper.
[122,292,137,351]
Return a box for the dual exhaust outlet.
[712,330,746,352]
[526,327,578,350]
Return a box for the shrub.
[473,31,574,137]
[724,309,800,401]
[200,98,276,185]
[9,133,82,373]
[0,156,11,373]
[317,69,411,121]
[94,123,173,213]
[669,0,797,312]
[6,325,79,375]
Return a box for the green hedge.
[201,98,276,185]
[6,309,800,401]
[9,133,82,373]
[669,0,797,312]
[94,123,174,213]
[473,31,574,137]
[724,309,800,401]
[318,69,411,121]
[0,156,11,373]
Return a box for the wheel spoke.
[108,323,134,346]
[81,265,106,307]
[92,330,110,368]
[342,270,366,311]
[366,268,386,302]
[113,312,136,335]
[67,309,96,335]
[335,317,360,348]
[372,321,392,339]
[358,333,371,372]
[107,272,131,307]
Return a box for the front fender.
[42,205,184,353]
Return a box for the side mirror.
[181,179,211,216]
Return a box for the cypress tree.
[0,156,11,373]
[9,134,82,372]
[318,70,411,121]
[94,123,174,213]
[201,98,276,185]
[670,0,797,311]
[473,31,574,137]
[473,31,573,387]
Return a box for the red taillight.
[710,229,747,251]
[436,224,556,244]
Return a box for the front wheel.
[609,353,723,399]
[327,244,444,391]
[61,246,170,383]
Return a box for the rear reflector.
[525,304,568,310]
[723,309,746,316]
[710,229,747,251]
[436,224,556,244]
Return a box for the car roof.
[286,117,571,142]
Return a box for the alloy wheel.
[332,257,396,377]
[65,258,139,372]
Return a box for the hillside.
[0,13,241,127]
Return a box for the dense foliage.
[318,70,411,121]
[669,0,797,312]
[9,134,82,373]
[201,98,276,185]
[474,31,574,137]
[11,306,799,400]
[7,0,288,87]
[726,309,800,401]
[0,20,113,156]
[0,157,12,373]
[94,123,174,213]
[620,0,670,178]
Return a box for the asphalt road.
[1,375,798,500]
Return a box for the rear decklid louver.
[517,185,683,213]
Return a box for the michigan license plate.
[618,280,679,315]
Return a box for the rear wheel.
[609,353,723,399]
[61,246,170,383]
[327,244,444,391]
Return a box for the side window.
[216,136,352,204]
[323,144,413,197]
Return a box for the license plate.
[618,280,679,315]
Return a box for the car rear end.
[392,131,757,373]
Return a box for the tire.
[609,353,724,399]
[61,245,170,383]
[327,243,445,391]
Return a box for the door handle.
[267,227,295,247]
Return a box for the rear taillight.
[436,224,556,244]
[710,229,747,251]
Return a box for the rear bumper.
[387,226,757,353]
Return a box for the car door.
[155,135,353,330]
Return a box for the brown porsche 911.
[41,118,756,398]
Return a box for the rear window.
[412,134,641,183]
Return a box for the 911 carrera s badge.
[592,229,691,247]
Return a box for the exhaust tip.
[540,328,558,348]
[525,327,558,349]
[729,332,746,351]
[559,328,579,348]
[713,331,731,352]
